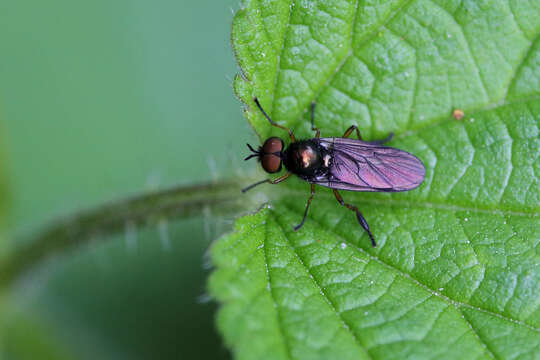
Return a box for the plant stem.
[0,180,246,288]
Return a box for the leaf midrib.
[262,219,294,360]
[271,94,540,218]
[277,189,539,218]
[272,214,373,360]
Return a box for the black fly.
[242,98,425,247]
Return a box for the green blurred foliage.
[0,0,249,358]
[5,217,231,360]
[0,0,253,235]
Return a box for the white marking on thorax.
[301,147,316,167]
[323,154,331,167]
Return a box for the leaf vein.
[426,0,490,102]
[303,0,415,130]
[505,34,540,101]
[272,211,373,360]
[280,189,540,218]
[263,220,294,360]
[270,0,293,116]
[458,309,499,360]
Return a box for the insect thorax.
[284,140,330,178]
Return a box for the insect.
[242,97,425,247]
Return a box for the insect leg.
[342,125,394,145]
[241,172,292,193]
[310,102,320,138]
[342,125,363,140]
[253,98,296,142]
[294,184,316,231]
[333,189,377,247]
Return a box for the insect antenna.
[244,143,261,161]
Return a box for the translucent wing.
[315,138,425,192]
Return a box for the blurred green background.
[0,1,253,358]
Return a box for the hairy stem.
[0,180,246,288]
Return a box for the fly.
[242,97,426,247]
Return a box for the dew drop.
[340,242,347,249]
[464,218,469,222]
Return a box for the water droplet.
[340,243,347,249]
[464,218,469,222]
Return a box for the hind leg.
[333,189,376,247]
[342,125,393,144]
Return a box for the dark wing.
[315,137,425,192]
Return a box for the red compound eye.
[261,154,282,173]
[262,137,283,154]
[260,137,283,173]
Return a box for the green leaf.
[211,0,540,358]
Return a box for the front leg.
[254,98,296,142]
[241,172,292,193]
